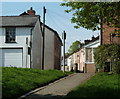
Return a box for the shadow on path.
[24,93,64,99]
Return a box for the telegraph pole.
[62,31,66,72]
[42,6,46,70]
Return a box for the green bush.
[2,67,71,99]
[94,44,120,73]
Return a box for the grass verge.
[2,67,72,99]
[64,72,120,99]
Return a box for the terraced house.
[0,7,62,70]
[64,36,100,73]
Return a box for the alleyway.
[20,73,95,99]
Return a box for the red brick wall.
[102,24,120,44]
[85,64,96,73]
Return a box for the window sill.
[5,42,17,43]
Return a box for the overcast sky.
[1,1,99,52]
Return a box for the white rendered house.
[0,15,43,69]
[84,38,100,73]
[0,7,62,70]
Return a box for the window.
[6,28,16,43]
[86,48,92,62]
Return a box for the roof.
[0,15,62,45]
[84,36,99,45]
[63,36,100,58]
[0,16,39,27]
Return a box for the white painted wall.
[0,27,32,68]
[67,55,72,71]
[84,40,100,48]
[84,40,100,64]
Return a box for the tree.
[67,40,81,55]
[94,44,120,73]
[61,2,120,31]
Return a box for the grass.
[64,72,120,99]
[2,67,72,99]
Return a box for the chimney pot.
[30,7,33,10]
[27,7,35,16]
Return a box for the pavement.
[19,73,95,99]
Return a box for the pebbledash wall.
[54,33,62,70]
[32,19,43,69]
[44,25,62,70]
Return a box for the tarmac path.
[20,73,95,99]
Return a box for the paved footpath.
[20,73,95,99]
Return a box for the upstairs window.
[6,27,16,43]
[86,48,92,62]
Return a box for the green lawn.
[64,72,120,99]
[2,67,71,99]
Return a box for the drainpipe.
[30,28,33,68]
[99,0,103,45]
[26,37,28,68]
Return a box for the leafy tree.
[61,2,120,31]
[67,40,81,55]
[94,44,120,73]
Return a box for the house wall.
[102,24,120,44]
[67,55,72,71]
[0,27,32,68]
[0,28,2,66]
[44,27,54,70]
[85,63,96,73]
[79,48,85,72]
[0,49,2,66]
[54,34,61,70]
[74,51,80,70]
[32,19,43,69]
[84,40,100,73]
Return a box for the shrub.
[94,44,120,73]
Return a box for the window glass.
[86,48,92,62]
[6,28,16,43]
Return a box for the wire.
[47,9,71,21]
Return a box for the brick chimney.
[27,7,35,16]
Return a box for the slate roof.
[0,15,62,45]
[0,16,39,27]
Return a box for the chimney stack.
[27,7,35,16]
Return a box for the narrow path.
[21,73,95,99]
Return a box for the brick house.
[102,24,120,44]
